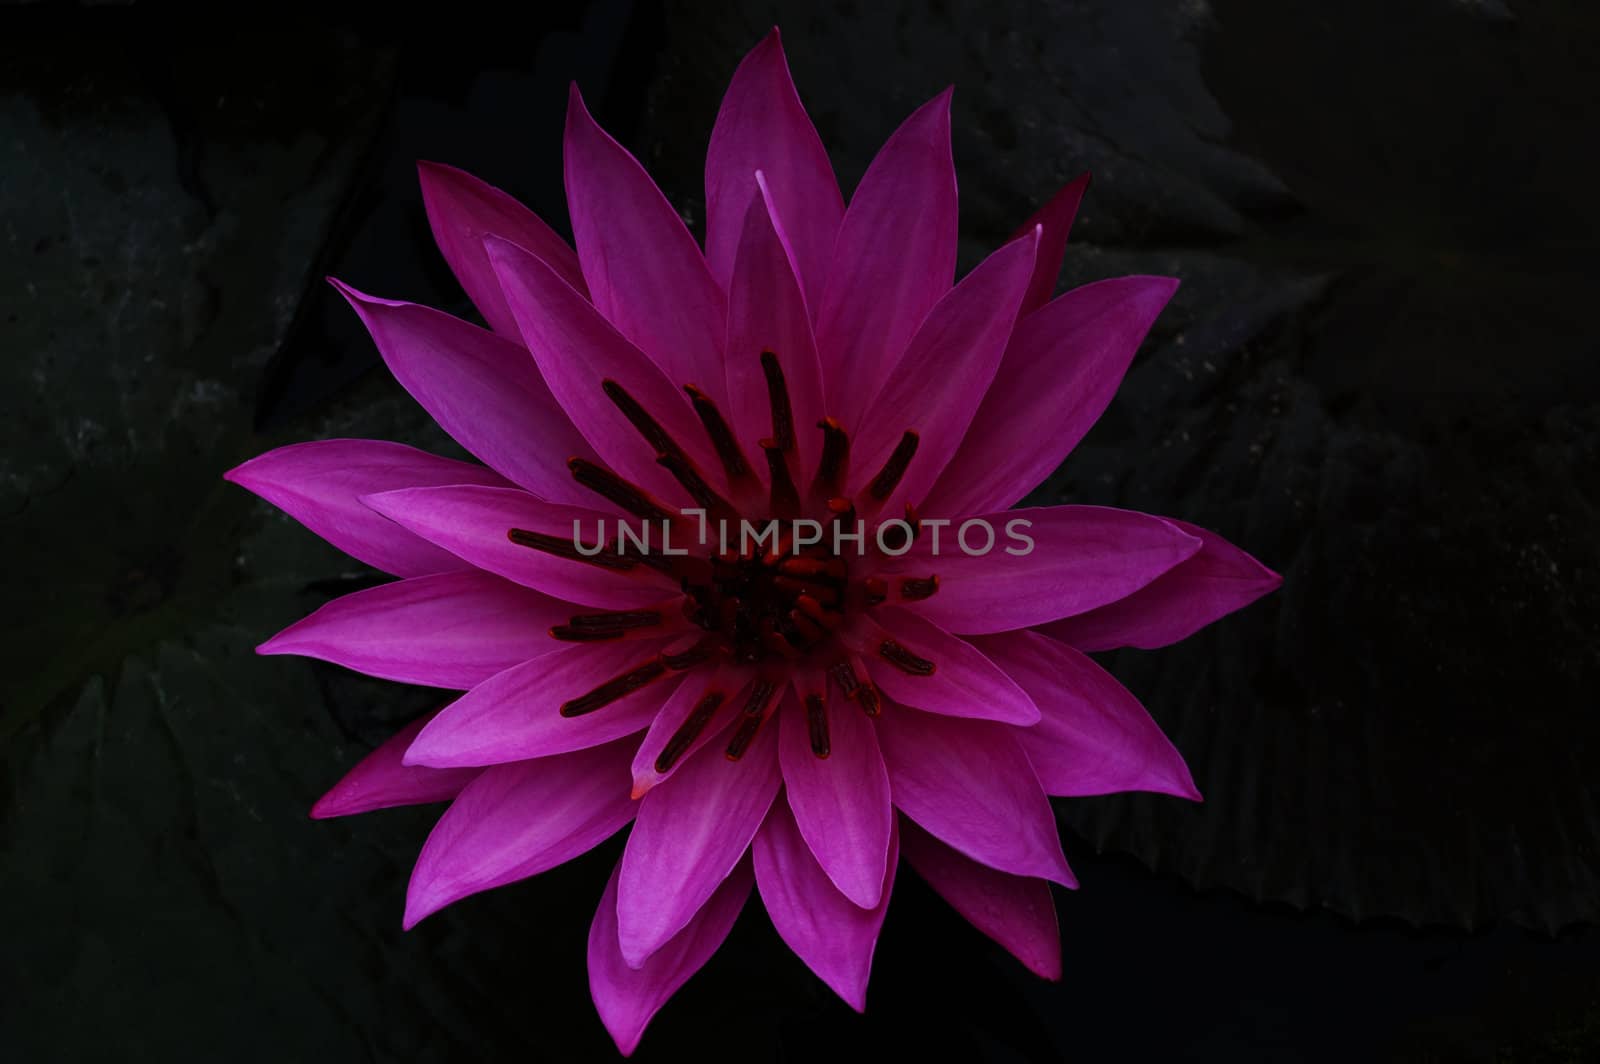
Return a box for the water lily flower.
[227,28,1278,1055]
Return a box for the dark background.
[4,0,1598,1060]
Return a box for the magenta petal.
[331,283,599,507]
[857,608,1039,725]
[815,90,957,427]
[1014,173,1089,317]
[404,738,637,928]
[779,687,893,908]
[417,160,588,337]
[362,484,673,609]
[224,439,504,577]
[847,228,1038,513]
[875,701,1074,886]
[753,801,897,1012]
[258,570,567,690]
[310,711,478,819]
[899,817,1061,980]
[974,630,1199,799]
[927,276,1179,518]
[630,666,752,798]
[704,28,843,307]
[589,854,752,1057]
[617,716,781,966]
[1042,518,1282,651]
[564,85,727,399]
[724,174,827,485]
[485,235,721,502]
[880,505,1202,634]
[403,639,682,769]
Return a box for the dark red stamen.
[829,660,860,697]
[725,712,767,760]
[759,350,795,453]
[741,679,779,717]
[805,693,830,758]
[899,576,939,601]
[561,657,668,716]
[857,682,882,717]
[662,639,718,671]
[602,378,689,463]
[568,458,674,522]
[655,690,725,772]
[509,528,637,571]
[868,431,920,500]
[862,576,888,606]
[551,609,663,642]
[762,439,801,519]
[657,451,737,519]
[813,417,849,496]
[878,638,936,675]
[685,384,753,484]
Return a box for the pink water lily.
[227,28,1278,1055]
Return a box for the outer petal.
[899,817,1061,980]
[564,85,727,399]
[589,855,753,1057]
[875,701,1074,886]
[417,160,588,337]
[258,570,567,689]
[753,801,897,1012]
[331,283,599,507]
[974,631,1199,799]
[927,276,1179,518]
[403,638,683,769]
[310,711,478,819]
[847,228,1037,513]
[362,485,673,609]
[779,687,893,908]
[485,235,721,502]
[629,665,752,799]
[704,28,843,306]
[877,505,1202,634]
[617,714,781,966]
[1041,518,1282,651]
[223,439,504,578]
[724,174,827,486]
[815,90,957,426]
[1015,172,1090,317]
[403,738,637,928]
[854,608,1039,726]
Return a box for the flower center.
[507,351,940,761]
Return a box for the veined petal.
[779,685,893,908]
[310,711,478,819]
[331,282,599,506]
[629,665,753,798]
[875,702,1073,886]
[617,714,781,966]
[417,160,588,338]
[972,630,1200,799]
[854,608,1039,725]
[223,439,504,578]
[362,484,674,609]
[705,28,843,306]
[589,855,752,1057]
[404,738,637,928]
[877,505,1201,634]
[403,638,682,769]
[258,570,567,690]
[899,817,1061,979]
[564,85,727,400]
[753,801,897,1012]
[1042,518,1282,651]
[815,90,957,427]
[927,276,1179,518]
[724,174,827,486]
[847,228,1038,513]
[485,235,722,502]
[1015,173,1090,317]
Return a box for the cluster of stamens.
[506,350,938,765]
